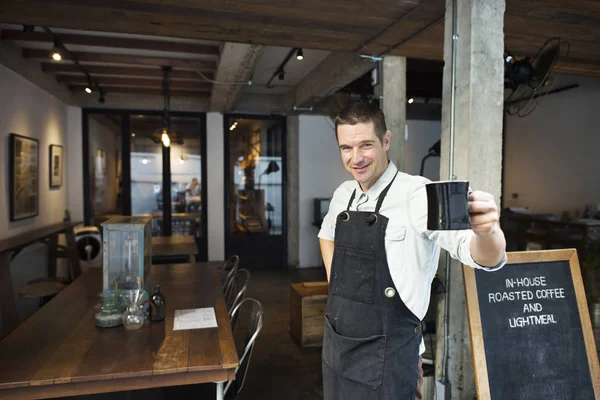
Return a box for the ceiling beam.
[285,51,376,111]
[210,43,263,112]
[68,85,210,95]
[57,75,212,89]
[73,92,210,111]
[41,63,214,80]
[1,29,220,55]
[23,49,216,70]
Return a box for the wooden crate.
[290,281,329,347]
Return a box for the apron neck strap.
[374,171,399,213]
[346,189,357,211]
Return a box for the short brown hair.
[335,102,387,143]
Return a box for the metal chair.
[224,298,264,398]
[221,255,240,292]
[224,269,250,318]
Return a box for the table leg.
[0,251,18,338]
[215,381,224,400]
[47,234,58,277]
[65,228,82,280]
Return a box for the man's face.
[337,122,391,192]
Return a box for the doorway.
[224,115,286,269]
[82,109,208,261]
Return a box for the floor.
[232,267,327,400]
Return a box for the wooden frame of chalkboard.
[464,249,600,399]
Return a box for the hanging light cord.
[194,70,252,86]
[162,66,172,130]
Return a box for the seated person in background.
[185,178,201,212]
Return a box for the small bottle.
[150,285,166,322]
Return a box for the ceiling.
[0,0,598,111]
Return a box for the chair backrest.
[221,255,240,292]
[225,269,250,317]
[224,298,264,398]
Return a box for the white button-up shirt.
[318,161,506,354]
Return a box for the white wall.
[298,116,348,267]
[207,112,225,260]
[0,64,70,238]
[503,75,600,215]
[0,64,72,331]
[405,120,441,181]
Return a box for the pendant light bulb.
[161,131,170,147]
[296,48,304,61]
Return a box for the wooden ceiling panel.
[1,0,599,78]
[361,0,445,55]
[0,1,372,51]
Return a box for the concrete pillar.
[286,115,300,268]
[435,0,505,398]
[381,56,407,171]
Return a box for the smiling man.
[318,102,506,400]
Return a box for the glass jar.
[94,292,125,328]
[121,289,145,330]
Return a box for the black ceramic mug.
[426,180,471,230]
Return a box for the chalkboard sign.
[464,249,600,399]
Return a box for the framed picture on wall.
[9,133,39,221]
[49,144,64,188]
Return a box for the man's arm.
[320,238,335,282]
[468,190,506,267]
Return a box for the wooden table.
[0,221,82,338]
[152,235,198,262]
[0,262,238,399]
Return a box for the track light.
[278,71,285,81]
[296,48,304,60]
[51,42,62,61]
[98,93,105,103]
[85,76,93,93]
[408,98,414,104]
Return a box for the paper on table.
[173,307,218,330]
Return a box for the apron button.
[384,287,396,298]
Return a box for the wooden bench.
[0,221,82,338]
[290,281,329,347]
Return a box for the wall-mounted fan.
[504,37,570,117]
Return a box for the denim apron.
[323,172,422,400]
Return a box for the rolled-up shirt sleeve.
[408,182,506,271]
[318,187,343,242]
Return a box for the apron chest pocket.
[330,246,376,304]
[323,315,386,390]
